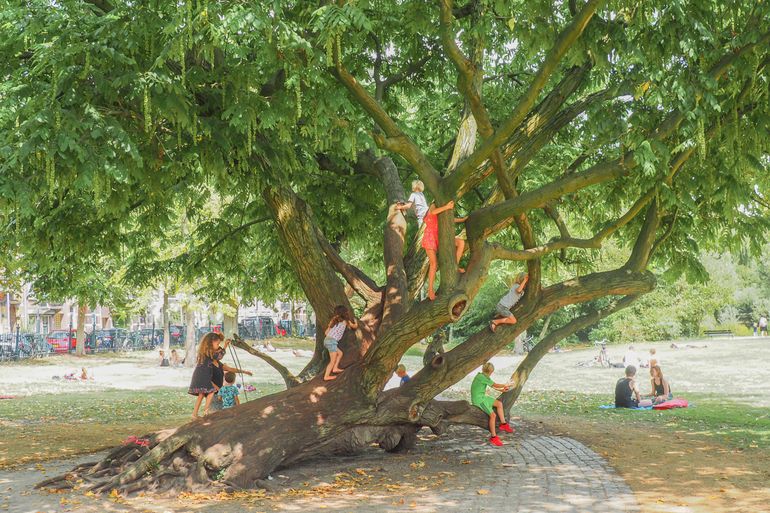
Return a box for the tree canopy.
[3,0,770,494]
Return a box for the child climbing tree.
[2,0,770,495]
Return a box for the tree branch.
[489,187,656,261]
[455,64,594,198]
[315,227,383,305]
[443,0,605,194]
[231,335,300,389]
[407,267,655,403]
[333,42,442,195]
[500,294,639,410]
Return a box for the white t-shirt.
[760,317,767,328]
[498,286,523,309]
[408,192,428,222]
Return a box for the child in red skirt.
[422,200,467,300]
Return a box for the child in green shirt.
[470,362,514,446]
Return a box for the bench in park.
[703,329,734,338]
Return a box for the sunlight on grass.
[515,390,770,451]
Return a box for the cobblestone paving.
[422,434,640,513]
[2,430,639,513]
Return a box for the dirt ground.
[530,415,770,513]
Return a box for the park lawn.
[0,385,283,469]
[515,390,770,513]
[515,390,770,451]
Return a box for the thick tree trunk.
[184,304,196,368]
[223,298,238,338]
[75,302,87,356]
[162,288,170,354]
[41,366,490,495]
[423,325,448,367]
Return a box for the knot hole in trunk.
[448,294,468,321]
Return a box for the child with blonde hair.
[395,364,411,386]
[470,362,514,446]
[490,272,529,332]
[396,180,429,225]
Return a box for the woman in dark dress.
[188,332,222,419]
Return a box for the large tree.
[3,0,770,494]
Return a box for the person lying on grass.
[614,365,642,408]
[471,362,515,446]
[490,272,529,332]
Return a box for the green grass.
[0,385,284,425]
[514,390,770,451]
[0,385,286,468]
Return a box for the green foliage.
[0,0,769,332]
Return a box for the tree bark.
[75,302,87,356]
[223,297,238,339]
[162,287,170,354]
[184,303,196,368]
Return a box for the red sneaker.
[499,423,514,434]
[489,435,503,446]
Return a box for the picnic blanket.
[600,398,689,411]
[652,398,689,410]
[599,404,653,410]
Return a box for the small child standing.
[217,372,240,409]
[470,362,514,446]
[323,305,359,381]
[396,364,411,386]
[421,200,468,301]
[396,180,429,225]
[490,272,529,332]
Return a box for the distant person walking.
[759,316,768,337]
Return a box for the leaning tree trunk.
[161,287,170,354]
[75,302,87,356]
[183,304,196,368]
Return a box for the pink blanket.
[653,398,688,410]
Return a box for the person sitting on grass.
[395,364,411,386]
[217,371,240,409]
[170,349,182,367]
[471,362,515,447]
[490,272,529,332]
[614,365,641,408]
[159,349,170,367]
[649,365,672,404]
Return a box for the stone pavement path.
[1,428,638,513]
